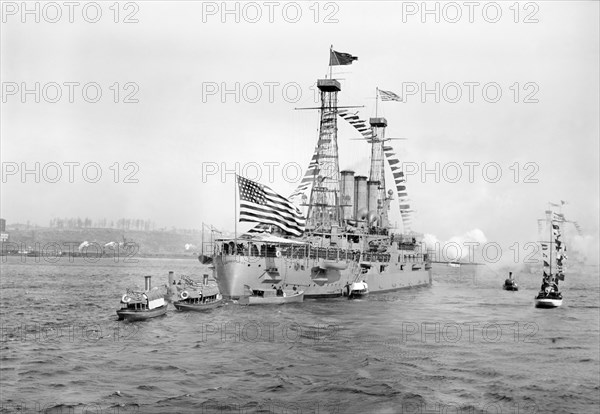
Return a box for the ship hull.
[173,298,223,311]
[534,297,563,308]
[116,304,168,321]
[239,291,304,305]
[214,254,431,299]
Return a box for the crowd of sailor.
[215,240,427,264]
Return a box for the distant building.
[0,218,7,244]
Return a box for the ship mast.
[306,78,342,231]
[368,116,388,228]
[366,88,390,229]
[542,208,564,284]
[538,210,555,283]
[547,210,553,277]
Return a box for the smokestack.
[144,275,152,291]
[354,176,368,219]
[167,271,175,299]
[340,171,355,220]
[367,180,380,213]
[203,273,209,286]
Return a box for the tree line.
[47,218,201,234]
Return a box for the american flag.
[379,89,402,102]
[237,175,305,236]
[246,223,272,234]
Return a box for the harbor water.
[1,257,598,413]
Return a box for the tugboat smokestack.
[145,275,152,291]
[167,271,175,300]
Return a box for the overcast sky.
[1,1,598,261]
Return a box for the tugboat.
[169,272,223,311]
[238,286,304,305]
[503,272,519,291]
[117,276,168,321]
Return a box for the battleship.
[212,50,432,299]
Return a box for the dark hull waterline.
[173,299,223,311]
[116,304,168,321]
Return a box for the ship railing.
[367,227,390,236]
[397,242,417,251]
[392,234,418,243]
[217,240,427,267]
[360,252,391,263]
[399,253,425,263]
[218,241,397,264]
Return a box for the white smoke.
[423,229,488,261]
[78,241,90,252]
[463,229,487,244]
[425,227,598,268]
[422,233,440,250]
[569,234,600,265]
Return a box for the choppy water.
[1,257,598,413]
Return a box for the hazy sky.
[1,1,598,261]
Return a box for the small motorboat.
[174,292,223,311]
[238,287,304,305]
[503,279,518,291]
[503,272,518,291]
[535,284,563,308]
[169,272,223,311]
[117,276,167,321]
[346,281,369,298]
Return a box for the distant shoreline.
[0,251,199,260]
[1,226,205,257]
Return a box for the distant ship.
[211,50,432,299]
[503,272,518,291]
[535,208,568,308]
